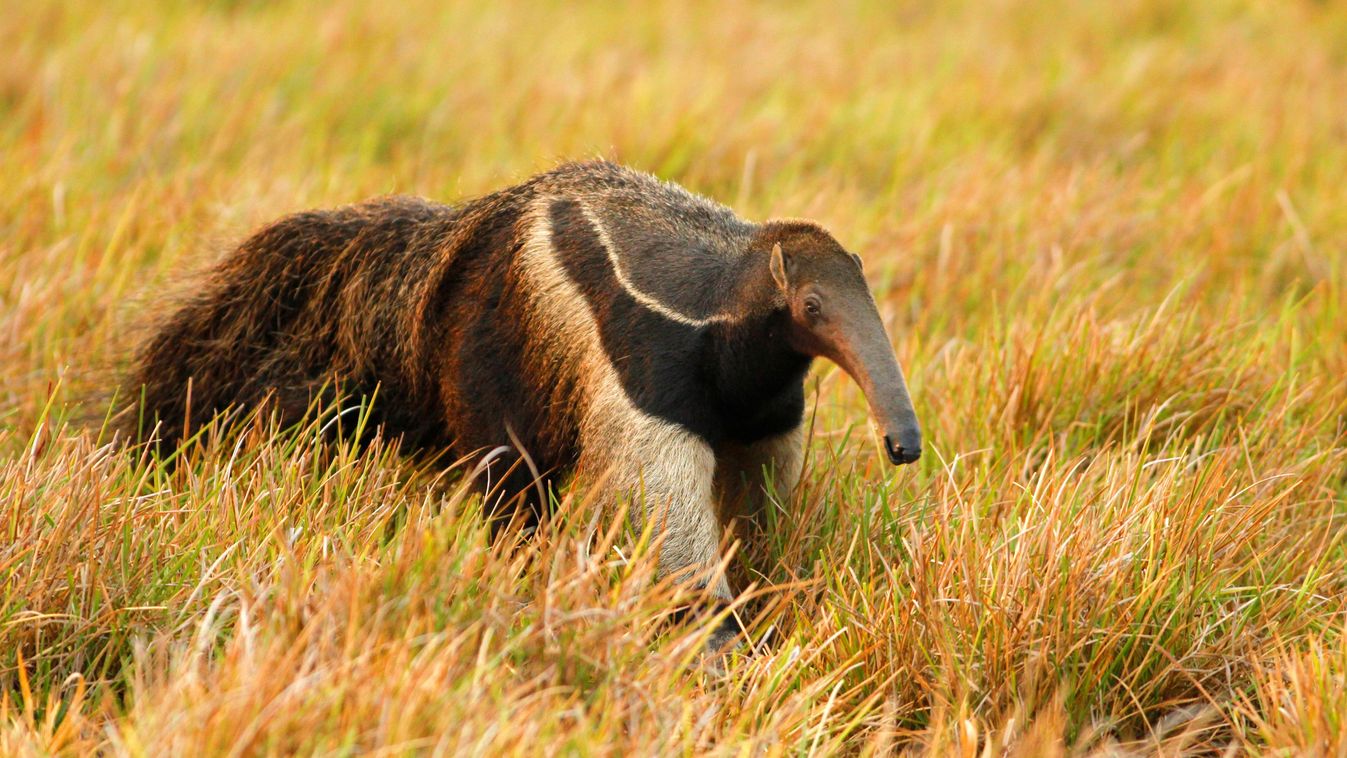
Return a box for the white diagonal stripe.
[577,201,741,327]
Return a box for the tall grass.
[3,0,1345,753]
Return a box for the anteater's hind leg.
[474,446,559,537]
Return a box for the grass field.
[3,0,1347,754]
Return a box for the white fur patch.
[514,197,730,598]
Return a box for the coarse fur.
[126,160,909,650]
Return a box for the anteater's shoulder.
[530,160,756,257]
[534,160,739,216]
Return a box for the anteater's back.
[125,161,752,466]
[126,195,460,447]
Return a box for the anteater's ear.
[769,243,790,291]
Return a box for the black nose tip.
[883,434,922,465]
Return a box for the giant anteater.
[127,161,922,651]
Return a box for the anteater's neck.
[705,253,812,444]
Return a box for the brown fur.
[125,161,920,651]
[125,195,463,449]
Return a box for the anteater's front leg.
[580,405,738,647]
[714,424,806,526]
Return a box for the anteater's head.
[760,222,922,465]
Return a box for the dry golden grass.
[3,0,1346,754]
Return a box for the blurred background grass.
[2,0,1346,754]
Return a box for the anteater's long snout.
[871,367,921,466]
[883,429,922,465]
[829,296,922,467]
